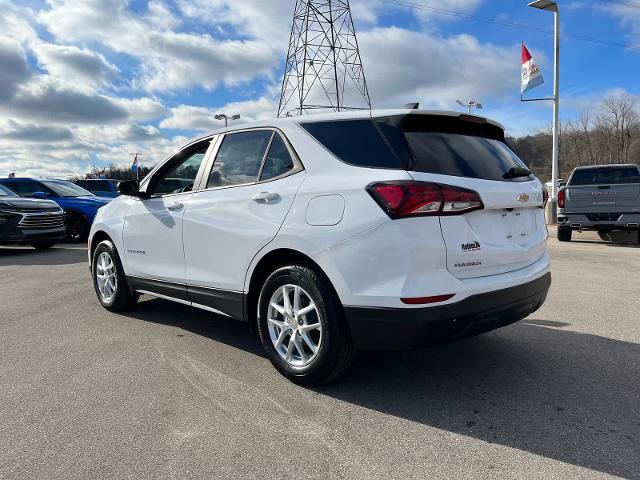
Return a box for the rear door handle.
[167,202,184,211]
[251,192,281,204]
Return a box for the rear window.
[300,120,402,169]
[381,115,529,182]
[81,180,111,192]
[301,115,530,182]
[569,167,640,186]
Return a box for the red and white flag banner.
[521,42,545,95]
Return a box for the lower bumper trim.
[343,272,551,351]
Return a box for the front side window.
[207,130,273,188]
[260,134,296,181]
[150,141,211,196]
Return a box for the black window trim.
[199,127,304,194]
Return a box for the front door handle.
[167,202,184,211]
[251,192,281,204]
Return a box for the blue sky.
[0,0,638,177]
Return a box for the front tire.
[558,227,572,242]
[257,264,355,386]
[66,214,89,243]
[92,240,139,312]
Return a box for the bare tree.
[600,94,639,164]
[578,110,595,165]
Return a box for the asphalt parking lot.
[1,230,638,480]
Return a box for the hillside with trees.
[508,93,640,182]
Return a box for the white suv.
[89,109,551,385]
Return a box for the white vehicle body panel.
[89,109,550,335]
[122,192,193,284]
[183,172,306,292]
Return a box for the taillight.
[557,189,565,209]
[542,187,549,209]
[366,181,483,219]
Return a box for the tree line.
[508,93,640,182]
[73,164,154,182]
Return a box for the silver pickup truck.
[557,164,640,243]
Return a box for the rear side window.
[260,134,296,181]
[208,130,273,188]
[569,167,640,186]
[301,120,402,169]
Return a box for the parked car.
[74,179,121,198]
[557,164,640,242]
[0,178,111,242]
[88,110,551,385]
[0,184,66,249]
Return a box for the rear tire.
[558,227,572,242]
[31,241,56,250]
[92,240,139,312]
[257,264,355,386]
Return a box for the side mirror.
[32,191,48,199]
[118,180,140,197]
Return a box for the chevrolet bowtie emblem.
[517,194,530,203]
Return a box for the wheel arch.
[244,248,340,335]
[89,230,113,270]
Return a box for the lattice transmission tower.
[277,0,371,117]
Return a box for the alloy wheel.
[95,251,118,303]
[267,284,323,368]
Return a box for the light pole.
[215,113,240,127]
[456,100,483,115]
[529,0,560,224]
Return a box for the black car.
[0,184,66,249]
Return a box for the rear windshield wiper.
[503,167,532,179]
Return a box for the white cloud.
[602,3,640,37]
[176,0,293,45]
[32,43,119,87]
[160,97,277,132]
[2,75,165,125]
[146,0,182,31]
[359,27,519,110]
[38,0,281,93]
[0,39,31,100]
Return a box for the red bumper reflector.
[401,294,456,305]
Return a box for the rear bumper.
[558,212,640,230]
[344,272,551,350]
